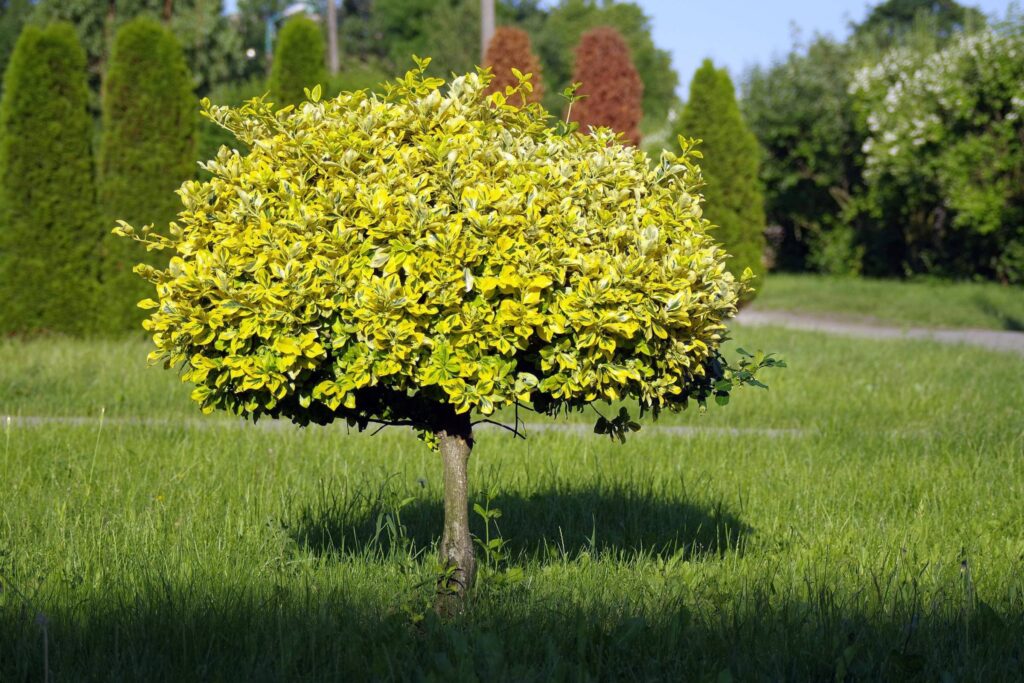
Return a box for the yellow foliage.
[115,59,744,427]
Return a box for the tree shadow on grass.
[285,484,751,562]
[3,585,1021,682]
[973,294,1024,331]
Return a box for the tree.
[268,15,325,106]
[483,26,544,104]
[0,0,32,80]
[677,60,766,292]
[741,37,864,274]
[853,0,985,48]
[31,0,244,98]
[115,61,779,610]
[99,16,196,332]
[534,0,676,126]
[569,26,642,146]
[0,23,97,335]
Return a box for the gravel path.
[737,309,1024,356]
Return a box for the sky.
[225,0,1019,95]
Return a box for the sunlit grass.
[1,326,1022,680]
[753,273,1024,331]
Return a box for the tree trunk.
[436,412,475,615]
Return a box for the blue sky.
[226,0,1019,94]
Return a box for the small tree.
[99,16,197,332]
[0,23,96,335]
[115,61,780,611]
[269,16,326,106]
[568,26,643,146]
[483,26,544,104]
[677,60,766,294]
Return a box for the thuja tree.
[677,60,766,294]
[0,23,96,335]
[569,26,643,146]
[269,16,326,106]
[115,61,779,608]
[99,16,196,332]
[483,26,544,104]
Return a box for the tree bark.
[436,412,475,615]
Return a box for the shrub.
[849,22,1024,282]
[269,16,326,106]
[0,23,96,335]
[677,60,766,293]
[483,26,544,104]
[99,16,196,333]
[115,60,778,608]
[568,26,643,146]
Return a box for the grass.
[752,273,1024,331]
[1,326,1023,680]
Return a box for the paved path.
[737,309,1024,356]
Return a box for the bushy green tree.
[853,0,985,48]
[0,23,97,335]
[99,16,196,332]
[268,15,325,106]
[677,60,766,293]
[116,62,778,609]
[742,37,864,273]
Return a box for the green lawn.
[1,326,1023,680]
[753,273,1024,331]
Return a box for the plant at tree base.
[0,23,96,335]
[677,60,767,297]
[99,16,197,333]
[268,15,326,106]
[483,26,544,104]
[114,60,781,611]
[568,26,643,146]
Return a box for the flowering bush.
[850,20,1024,281]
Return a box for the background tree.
[268,15,326,106]
[568,26,643,146]
[0,0,31,81]
[31,0,244,98]
[99,16,196,332]
[0,23,97,335]
[852,0,985,48]
[742,37,864,274]
[534,0,675,127]
[483,26,544,103]
[678,60,766,292]
[116,64,777,610]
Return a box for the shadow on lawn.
[286,485,751,562]
[3,586,1020,682]
[974,294,1024,331]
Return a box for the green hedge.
[99,16,196,333]
[677,59,766,298]
[0,23,97,335]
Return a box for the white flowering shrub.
[850,19,1024,281]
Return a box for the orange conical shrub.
[483,27,544,104]
[568,26,643,146]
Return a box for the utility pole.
[326,0,339,75]
[480,0,495,63]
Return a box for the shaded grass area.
[753,274,1024,331]
[1,327,1023,680]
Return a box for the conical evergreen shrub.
[483,27,544,104]
[269,16,326,106]
[677,60,766,296]
[0,23,97,335]
[99,16,197,332]
[568,26,643,146]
